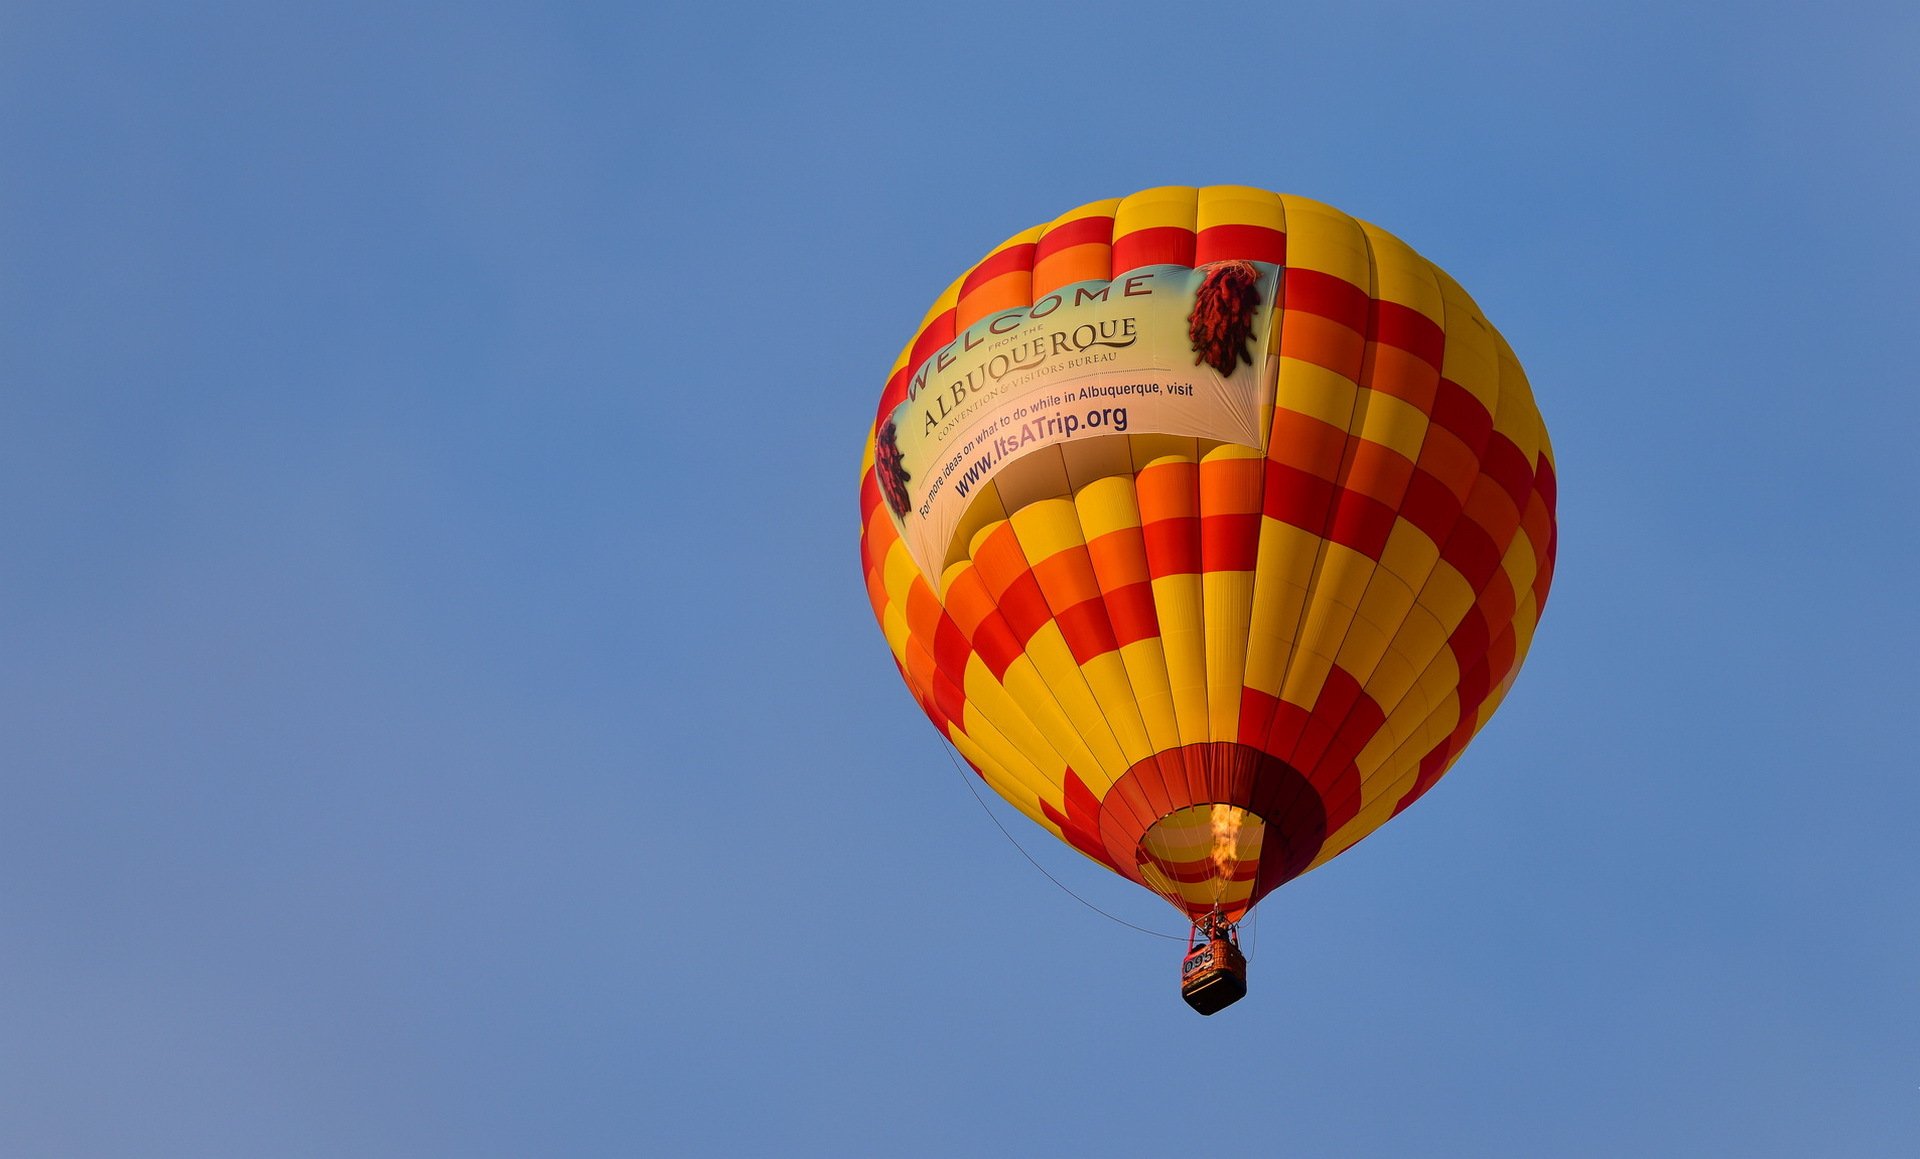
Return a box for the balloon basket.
[1179,915,1247,1015]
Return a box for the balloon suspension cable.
[1195,907,1236,942]
[938,741,1184,942]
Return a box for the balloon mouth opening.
[1135,804,1267,920]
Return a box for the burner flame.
[1209,803,1244,887]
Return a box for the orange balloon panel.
[859,185,1555,920]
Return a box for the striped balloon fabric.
[859,185,1555,921]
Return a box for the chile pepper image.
[875,419,912,517]
[1187,260,1264,377]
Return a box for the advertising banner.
[874,261,1280,576]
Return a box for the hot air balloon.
[858,185,1555,1014]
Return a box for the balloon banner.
[875,262,1280,575]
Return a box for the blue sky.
[2,2,1915,1155]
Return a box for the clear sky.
[3,2,1915,1155]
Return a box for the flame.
[1209,804,1244,889]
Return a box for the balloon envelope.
[860,185,1555,920]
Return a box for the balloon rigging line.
[1242,892,1259,962]
[937,741,1185,942]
